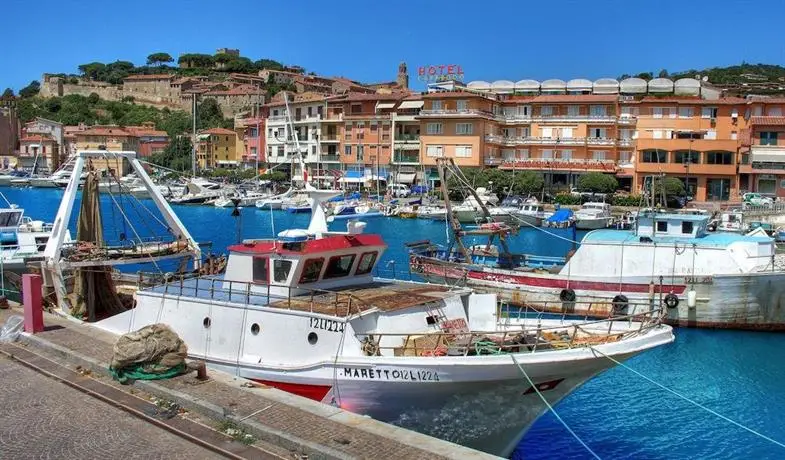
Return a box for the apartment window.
[426,145,444,157]
[559,149,573,160]
[426,123,443,135]
[592,151,607,160]
[706,151,733,165]
[679,107,694,118]
[619,151,632,163]
[456,100,468,111]
[641,150,667,163]
[620,106,636,118]
[560,127,573,138]
[567,105,579,116]
[761,131,779,146]
[667,107,677,119]
[675,131,702,140]
[344,145,352,156]
[673,150,701,164]
[541,127,553,138]
[250,147,257,156]
[273,109,279,116]
[652,130,664,139]
[518,149,530,159]
[541,149,553,159]
[456,123,473,135]
[370,124,378,132]
[590,128,607,138]
[431,100,443,110]
[357,145,364,161]
[455,145,472,158]
[731,131,738,140]
[701,107,718,119]
[382,123,390,131]
[518,105,530,116]
[502,128,516,138]
[652,107,664,118]
[589,105,607,117]
[619,129,633,139]
[520,127,531,137]
[704,129,717,140]
[540,106,554,116]
[351,104,362,114]
[277,146,284,156]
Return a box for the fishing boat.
[574,202,612,230]
[168,178,222,205]
[512,200,549,227]
[84,180,672,457]
[409,160,785,331]
[0,206,66,273]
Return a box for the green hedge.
[610,195,644,207]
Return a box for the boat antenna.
[0,191,12,208]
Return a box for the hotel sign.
[418,65,464,82]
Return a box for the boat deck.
[143,277,456,317]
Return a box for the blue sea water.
[5,186,785,459]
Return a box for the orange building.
[739,98,785,197]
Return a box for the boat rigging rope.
[590,347,785,450]
[508,213,583,245]
[510,353,602,460]
[330,316,349,408]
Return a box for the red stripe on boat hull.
[251,379,331,402]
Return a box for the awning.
[398,100,424,110]
[344,170,365,179]
[395,172,416,184]
[376,102,395,110]
[338,177,365,183]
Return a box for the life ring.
[612,294,629,314]
[559,288,576,302]
[664,293,680,309]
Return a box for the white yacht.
[574,202,612,230]
[168,178,222,205]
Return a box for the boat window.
[656,221,668,232]
[356,252,378,275]
[682,221,694,234]
[252,257,268,283]
[323,254,356,279]
[273,259,292,283]
[299,258,324,283]
[0,211,22,227]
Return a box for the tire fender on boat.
[612,294,629,314]
[664,293,680,309]
[559,288,576,302]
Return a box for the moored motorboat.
[574,202,612,230]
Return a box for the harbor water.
[8,186,785,459]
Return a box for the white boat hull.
[575,217,609,230]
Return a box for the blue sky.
[3,0,784,92]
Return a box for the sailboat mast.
[437,158,468,261]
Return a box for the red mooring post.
[22,274,43,333]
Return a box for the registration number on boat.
[342,367,440,382]
[309,317,345,333]
[684,275,712,284]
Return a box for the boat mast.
[436,158,469,260]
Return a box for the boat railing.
[358,307,666,357]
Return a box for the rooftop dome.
[620,77,647,94]
[593,78,620,94]
[648,78,674,93]
[566,79,593,92]
[674,78,701,96]
[541,79,567,93]
[514,79,540,92]
[466,80,491,92]
[491,80,515,94]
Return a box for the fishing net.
[67,170,127,320]
[109,323,188,384]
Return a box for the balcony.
[393,152,420,164]
[636,161,736,176]
[395,133,420,142]
[750,145,785,164]
[531,114,617,123]
[319,154,341,163]
[293,114,322,123]
[498,158,619,172]
[419,109,493,118]
[484,134,592,146]
[321,134,340,143]
[323,113,344,121]
[617,138,635,147]
[586,137,616,146]
[617,116,637,125]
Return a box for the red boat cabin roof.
[228,233,387,256]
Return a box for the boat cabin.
[224,230,388,296]
[636,212,709,239]
[578,202,611,215]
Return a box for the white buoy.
[687,289,697,308]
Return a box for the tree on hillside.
[224,57,254,73]
[147,52,174,66]
[157,108,192,137]
[88,93,100,104]
[577,172,618,193]
[178,53,214,68]
[197,98,229,129]
[19,80,41,98]
[254,59,284,71]
[151,136,192,171]
[1,88,13,99]
[78,62,106,80]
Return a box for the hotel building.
[740,98,785,197]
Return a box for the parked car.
[743,192,774,207]
[386,183,411,198]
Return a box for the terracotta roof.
[529,94,618,103]
[130,128,168,137]
[747,97,785,104]
[266,92,329,107]
[635,97,747,105]
[75,127,134,137]
[123,74,175,81]
[422,91,492,99]
[200,128,236,135]
[330,92,406,103]
[749,116,785,126]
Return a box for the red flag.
[523,378,565,395]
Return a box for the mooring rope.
[590,347,785,450]
[510,353,602,459]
